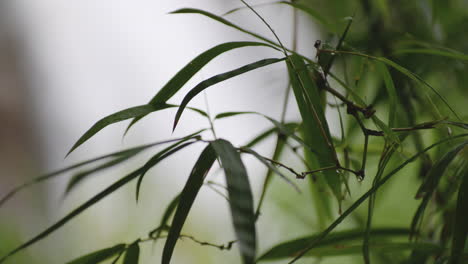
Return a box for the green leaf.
[287,54,341,202]
[0,142,195,263]
[211,139,256,264]
[286,134,468,263]
[125,42,279,133]
[67,104,172,155]
[65,244,125,264]
[0,136,196,208]
[450,171,468,264]
[172,57,285,130]
[65,154,136,196]
[149,193,181,241]
[278,1,334,32]
[171,8,279,48]
[135,132,202,202]
[241,147,300,193]
[416,141,468,199]
[162,144,217,264]
[376,62,397,127]
[258,228,412,260]
[123,241,140,264]
[243,123,299,148]
[375,56,461,120]
[371,115,400,145]
[394,48,468,61]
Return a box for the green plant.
[1,1,468,263]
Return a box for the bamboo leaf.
[64,154,136,196]
[416,141,468,199]
[376,62,397,127]
[0,142,195,263]
[0,136,199,208]
[67,104,172,156]
[286,134,468,263]
[162,145,217,264]
[149,193,181,241]
[258,228,411,260]
[171,8,279,48]
[287,54,341,202]
[241,147,300,193]
[244,123,299,148]
[125,42,279,133]
[123,241,140,264]
[65,244,126,264]
[211,139,256,264]
[394,48,468,61]
[135,133,201,202]
[450,170,468,264]
[278,1,334,32]
[173,57,285,130]
[371,115,400,145]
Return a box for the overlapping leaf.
[172,57,285,130]
[211,139,256,264]
[65,244,125,264]
[162,145,217,264]
[123,241,140,264]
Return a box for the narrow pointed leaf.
[241,147,300,192]
[65,244,125,264]
[173,57,285,130]
[244,123,299,148]
[0,136,196,208]
[287,54,341,201]
[162,145,217,264]
[0,142,195,263]
[376,62,397,127]
[278,1,333,32]
[394,48,468,61]
[258,228,410,260]
[171,8,279,47]
[67,104,173,155]
[211,139,256,264]
[371,115,400,145]
[287,134,468,263]
[450,171,468,264]
[149,193,181,240]
[65,154,136,196]
[416,141,468,199]
[123,241,140,264]
[135,135,200,202]
[125,42,279,133]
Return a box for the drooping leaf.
[241,147,300,193]
[450,170,468,264]
[172,57,285,130]
[394,48,468,61]
[123,241,140,264]
[67,104,172,155]
[149,193,181,241]
[258,228,411,260]
[278,1,334,32]
[171,8,278,48]
[371,115,400,145]
[287,54,341,202]
[125,42,279,133]
[135,133,201,202]
[64,154,136,196]
[211,139,256,264]
[65,244,126,264]
[0,142,195,263]
[243,123,299,148]
[415,141,468,199]
[286,134,468,263]
[0,136,199,208]
[162,145,217,264]
[376,62,398,127]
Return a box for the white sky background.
[5,1,319,263]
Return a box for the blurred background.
[0,0,467,264]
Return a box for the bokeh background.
[1,1,467,264]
